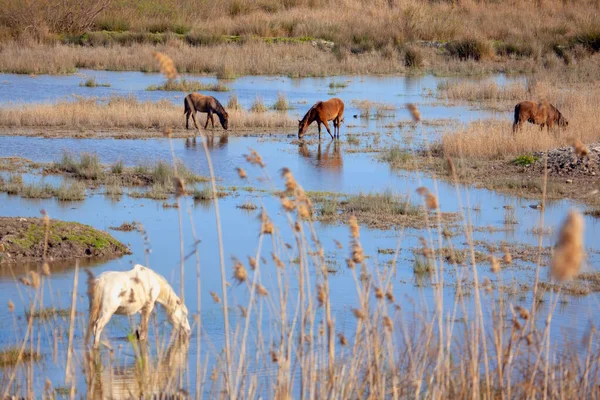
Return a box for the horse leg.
[92,309,115,348]
[191,112,200,130]
[210,113,215,129]
[322,120,333,140]
[137,303,155,341]
[317,122,322,140]
[185,112,190,130]
[204,112,211,129]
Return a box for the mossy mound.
[0,217,130,263]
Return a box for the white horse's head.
[169,300,191,335]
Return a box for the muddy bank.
[392,152,600,208]
[0,217,130,264]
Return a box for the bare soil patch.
[0,217,130,264]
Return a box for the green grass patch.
[344,191,420,216]
[513,154,539,166]
[380,145,412,167]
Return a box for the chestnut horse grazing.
[184,93,229,130]
[298,98,345,140]
[513,100,568,132]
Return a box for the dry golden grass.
[437,80,529,102]
[441,81,600,159]
[0,0,599,76]
[0,96,295,131]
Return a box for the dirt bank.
[0,217,130,264]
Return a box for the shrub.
[227,95,243,111]
[404,46,424,68]
[495,41,535,58]
[574,27,600,52]
[446,39,494,61]
[273,93,290,111]
[513,155,538,166]
[250,97,267,113]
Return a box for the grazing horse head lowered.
[184,93,229,131]
[298,98,345,140]
[512,100,568,132]
[86,264,191,348]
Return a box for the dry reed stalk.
[64,261,79,396]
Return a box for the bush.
[446,39,494,61]
[495,41,535,58]
[513,154,538,166]
[404,46,424,68]
[95,18,131,32]
[273,93,290,111]
[574,27,600,52]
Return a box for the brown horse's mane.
[213,98,227,117]
[300,102,322,125]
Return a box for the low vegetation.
[436,80,527,102]
[0,348,42,367]
[0,96,296,133]
[79,77,110,88]
[272,93,290,111]
[147,79,229,92]
[2,0,600,77]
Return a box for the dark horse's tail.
[512,103,521,133]
[184,95,194,115]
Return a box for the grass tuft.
[147,79,229,92]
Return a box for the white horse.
[86,264,191,347]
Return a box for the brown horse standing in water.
[513,100,568,132]
[298,98,345,140]
[184,93,229,130]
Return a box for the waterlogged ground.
[0,72,598,397]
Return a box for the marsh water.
[0,71,598,397]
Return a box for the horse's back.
[186,93,214,112]
[321,98,344,118]
[96,265,160,314]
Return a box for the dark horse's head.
[298,107,315,139]
[218,111,229,130]
[298,118,308,139]
[214,99,229,130]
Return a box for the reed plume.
[152,51,177,81]
[551,210,585,281]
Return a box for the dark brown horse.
[184,93,229,130]
[513,100,568,132]
[298,98,345,140]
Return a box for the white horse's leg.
[137,303,155,341]
[92,309,115,347]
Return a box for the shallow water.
[0,71,597,397]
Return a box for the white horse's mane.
[153,271,181,311]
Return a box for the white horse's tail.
[85,270,103,345]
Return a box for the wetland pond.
[0,71,598,397]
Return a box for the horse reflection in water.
[185,134,229,150]
[298,140,343,171]
[87,335,190,399]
